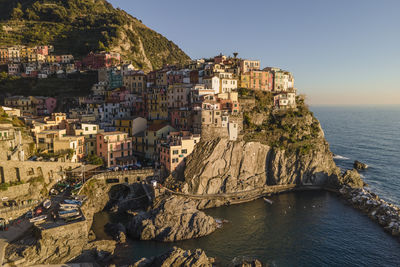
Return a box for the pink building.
[36,46,49,56]
[96,131,135,168]
[167,71,184,85]
[45,97,57,114]
[82,52,121,70]
[219,99,240,114]
[170,109,191,130]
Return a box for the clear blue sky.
[108,0,400,105]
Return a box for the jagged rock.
[19,220,89,265]
[354,160,368,170]
[71,240,116,264]
[105,222,127,243]
[88,229,97,242]
[339,186,400,240]
[339,169,365,188]
[181,138,340,197]
[131,247,214,267]
[127,196,217,242]
[235,259,264,267]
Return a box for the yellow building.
[115,117,147,137]
[123,72,146,94]
[147,88,168,120]
[144,123,175,160]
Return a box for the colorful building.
[115,117,147,137]
[160,131,200,173]
[96,131,134,167]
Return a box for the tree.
[233,52,238,58]
[86,154,104,166]
[98,41,106,51]
[11,6,24,20]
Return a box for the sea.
[92,106,400,266]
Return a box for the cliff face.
[181,92,341,195]
[182,138,339,195]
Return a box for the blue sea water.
[313,106,400,205]
[93,106,400,266]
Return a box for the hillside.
[0,0,191,71]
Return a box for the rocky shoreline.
[339,185,400,239]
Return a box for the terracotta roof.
[147,123,170,132]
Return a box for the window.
[110,153,113,159]
[181,149,187,154]
[173,150,179,155]
[85,127,88,131]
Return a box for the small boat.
[29,215,47,223]
[35,207,43,215]
[58,209,80,218]
[65,214,82,222]
[263,197,273,204]
[75,195,87,202]
[43,199,51,209]
[60,203,80,210]
[64,199,82,206]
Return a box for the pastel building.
[96,132,135,167]
[240,59,260,73]
[115,117,147,137]
[160,131,200,173]
[273,91,297,110]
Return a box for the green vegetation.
[0,106,26,126]
[0,0,190,70]
[36,148,74,160]
[85,154,103,166]
[243,91,322,156]
[0,180,24,191]
[0,71,96,97]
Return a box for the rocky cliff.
[181,93,341,196]
[132,247,214,267]
[127,196,217,242]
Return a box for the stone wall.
[0,160,81,184]
[0,183,30,199]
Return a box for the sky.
[107,0,400,105]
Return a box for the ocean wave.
[333,154,350,160]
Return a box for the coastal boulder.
[354,160,368,170]
[234,259,264,267]
[132,247,214,267]
[339,169,365,188]
[105,222,127,243]
[127,196,217,242]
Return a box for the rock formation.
[131,247,214,267]
[353,160,368,170]
[181,138,340,197]
[105,222,127,243]
[338,169,365,188]
[234,259,264,267]
[127,196,217,242]
[340,186,400,239]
